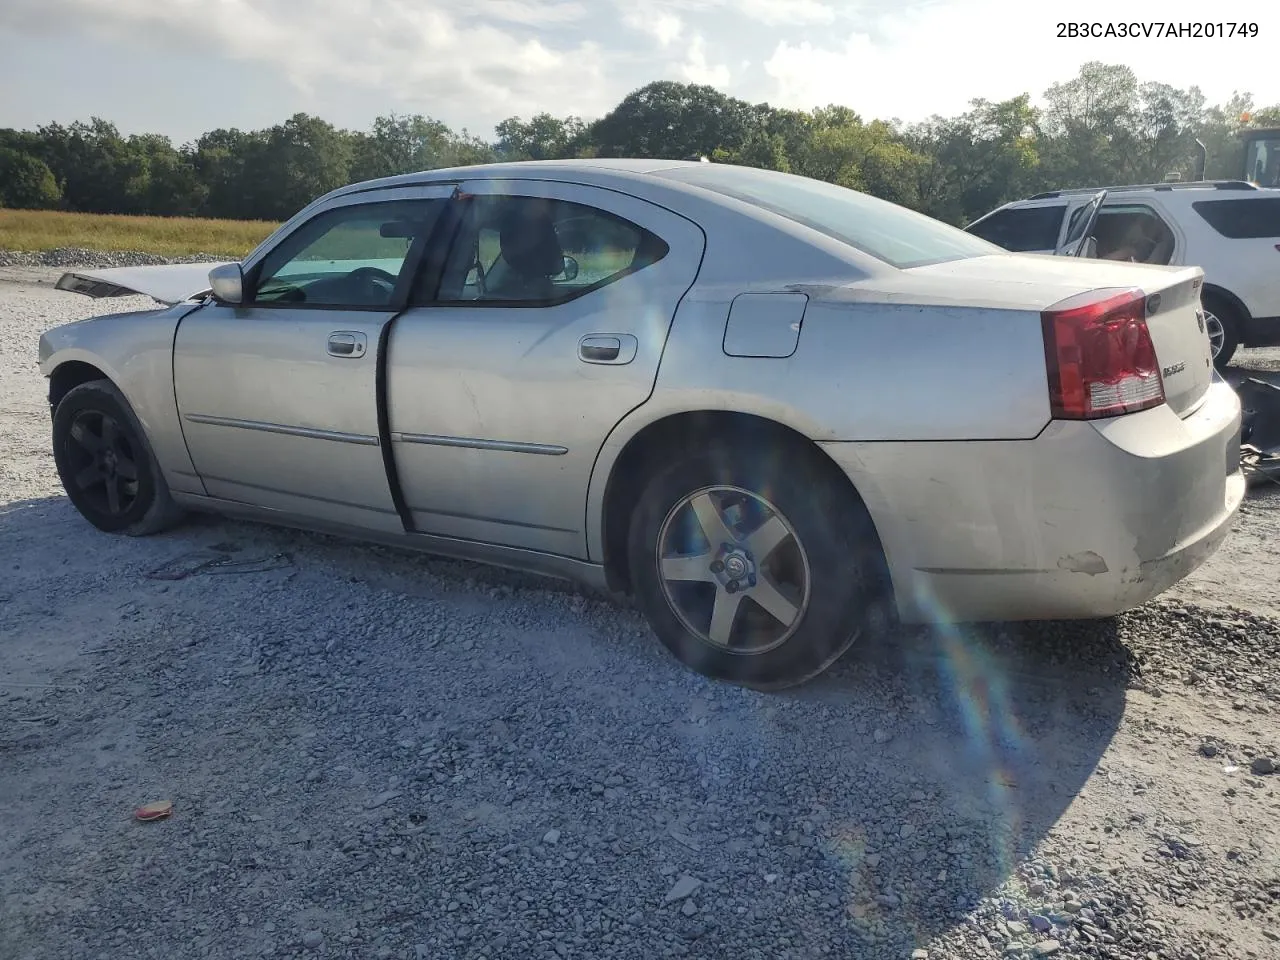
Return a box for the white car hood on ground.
[55,262,230,305]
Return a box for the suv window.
[966,205,1066,252]
[252,199,445,307]
[1064,203,1090,240]
[437,195,668,304]
[1191,197,1280,239]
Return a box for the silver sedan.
[38,160,1245,688]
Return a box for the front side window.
[656,163,1004,267]
[252,199,445,308]
[968,205,1068,253]
[437,195,668,304]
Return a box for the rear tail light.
[1041,287,1165,420]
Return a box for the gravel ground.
[2,263,1279,960]
[0,248,235,269]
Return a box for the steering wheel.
[347,266,399,292]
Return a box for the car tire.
[52,379,184,536]
[1202,293,1240,369]
[626,440,891,690]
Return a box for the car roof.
[1014,181,1261,202]
[330,158,708,198]
[251,159,910,286]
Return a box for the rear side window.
[966,206,1066,252]
[435,195,668,305]
[1192,198,1280,239]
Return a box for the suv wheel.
[1202,293,1240,368]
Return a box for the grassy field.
[0,208,279,258]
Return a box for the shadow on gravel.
[777,614,1132,949]
[1224,362,1280,390]
[0,495,1136,958]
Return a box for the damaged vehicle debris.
[1238,376,1280,485]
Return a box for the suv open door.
[1054,190,1107,258]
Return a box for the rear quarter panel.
[39,306,204,495]
[584,286,1052,560]
[630,283,1053,442]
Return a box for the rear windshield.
[654,164,1003,268]
[1191,197,1280,239]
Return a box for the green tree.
[240,113,354,220]
[494,113,588,160]
[590,81,755,159]
[31,118,150,214]
[786,108,928,209]
[350,114,495,182]
[192,128,262,220]
[2,63,1273,225]
[905,95,1041,224]
[0,147,62,209]
[1038,62,1139,188]
[129,133,208,216]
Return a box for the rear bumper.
[821,380,1245,623]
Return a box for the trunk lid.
[900,255,1214,418]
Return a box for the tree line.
[1,61,1277,228]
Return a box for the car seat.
[1147,224,1175,265]
[485,202,564,301]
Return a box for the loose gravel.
[0,247,233,269]
[2,264,1280,960]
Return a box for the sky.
[0,0,1277,145]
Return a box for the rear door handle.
[579,334,637,365]
[327,331,367,358]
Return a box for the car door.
[173,186,454,533]
[385,178,706,558]
[964,203,1067,253]
[1055,191,1107,257]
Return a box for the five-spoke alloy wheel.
[52,379,182,535]
[62,409,142,518]
[656,486,811,655]
[628,440,890,689]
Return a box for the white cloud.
[0,0,618,122]
[620,6,683,47]
[735,0,836,27]
[763,1,1280,122]
[0,0,1277,141]
[681,36,731,87]
[464,0,588,24]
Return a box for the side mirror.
[560,255,579,282]
[208,263,244,304]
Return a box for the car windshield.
[654,163,1004,268]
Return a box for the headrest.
[498,203,564,278]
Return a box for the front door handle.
[327,331,367,358]
[579,334,637,365]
